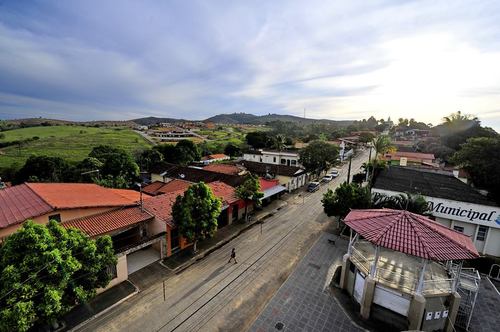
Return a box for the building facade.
[243,149,301,167]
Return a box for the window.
[453,226,464,233]
[476,226,488,241]
[291,160,297,166]
[48,214,61,223]
[281,158,286,165]
[273,157,276,163]
[106,264,118,279]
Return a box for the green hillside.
[0,126,151,170]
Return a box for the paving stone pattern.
[468,277,500,332]
[250,232,365,332]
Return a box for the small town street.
[77,150,370,332]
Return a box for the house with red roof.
[0,183,166,292]
[200,153,230,164]
[381,151,436,167]
[143,181,248,257]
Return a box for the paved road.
[77,150,370,332]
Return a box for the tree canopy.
[452,137,500,204]
[172,182,222,252]
[0,221,116,332]
[15,155,72,183]
[371,135,393,159]
[321,183,372,219]
[245,131,271,149]
[299,140,339,176]
[235,174,264,221]
[371,192,430,215]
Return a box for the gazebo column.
[341,232,358,290]
[409,259,428,331]
[360,245,379,320]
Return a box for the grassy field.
[0,126,152,169]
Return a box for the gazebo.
[339,209,480,332]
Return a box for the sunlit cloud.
[0,0,499,129]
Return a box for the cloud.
[0,0,499,130]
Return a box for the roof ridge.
[371,210,405,243]
[405,211,434,260]
[412,213,477,256]
[25,182,55,209]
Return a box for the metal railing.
[422,278,455,295]
[350,247,371,275]
[374,266,418,294]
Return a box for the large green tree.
[452,137,500,203]
[321,183,371,219]
[89,145,139,186]
[137,148,163,172]
[299,140,339,176]
[172,182,222,252]
[0,221,116,332]
[235,174,264,221]
[15,155,72,183]
[174,140,201,165]
[245,131,270,149]
[371,135,393,159]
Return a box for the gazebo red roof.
[344,209,479,261]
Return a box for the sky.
[1,0,500,130]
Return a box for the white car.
[322,175,334,182]
[329,169,340,178]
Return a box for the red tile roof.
[143,182,239,226]
[27,183,136,209]
[203,164,243,175]
[201,154,229,161]
[62,207,154,237]
[208,181,239,206]
[143,191,182,225]
[344,209,479,261]
[259,178,280,191]
[143,179,193,196]
[383,151,435,162]
[110,189,151,202]
[0,184,53,228]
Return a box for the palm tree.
[272,134,287,178]
[371,135,393,160]
[442,111,477,125]
[371,192,429,215]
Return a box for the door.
[373,285,411,316]
[171,227,180,252]
[354,272,365,303]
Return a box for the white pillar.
[416,259,428,294]
[483,226,491,255]
[370,245,380,277]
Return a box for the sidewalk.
[163,198,288,273]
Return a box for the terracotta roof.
[0,184,53,228]
[373,167,497,206]
[208,181,239,206]
[143,182,239,226]
[150,163,245,187]
[143,179,193,196]
[110,189,151,202]
[27,183,137,209]
[143,191,183,225]
[62,207,154,237]
[345,209,479,261]
[203,164,243,175]
[238,160,306,177]
[201,154,229,160]
[383,151,435,161]
[259,178,280,191]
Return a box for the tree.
[224,143,241,157]
[245,131,270,149]
[235,174,264,221]
[137,149,163,171]
[0,221,116,331]
[173,140,201,165]
[371,135,393,159]
[452,137,500,203]
[89,145,139,186]
[371,192,430,215]
[358,132,375,144]
[75,157,103,182]
[321,183,371,220]
[153,144,178,163]
[299,140,339,177]
[172,183,222,252]
[16,155,72,183]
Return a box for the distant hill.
[203,113,354,126]
[1,118,137,129]
[132,116,187,126]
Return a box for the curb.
[68,280,139,332]
[171,202,287,274]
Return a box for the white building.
[373,167,500,257]
[243,149,301,167]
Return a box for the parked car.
[322,175,334,182]
[307,182,321,192]
[329,169,340,177]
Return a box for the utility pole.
[346,155,352,184]
[365,146,372,183]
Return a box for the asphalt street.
[77,149,370,332]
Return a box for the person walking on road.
[228,248,237,264]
